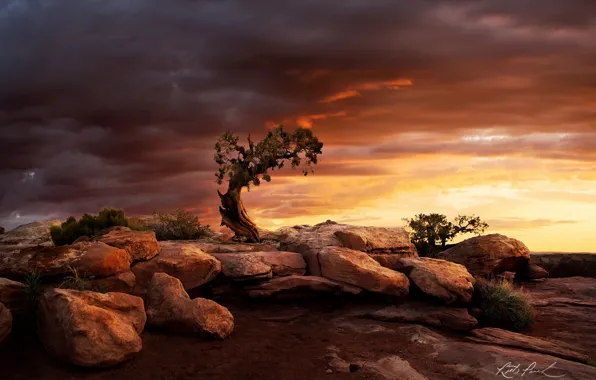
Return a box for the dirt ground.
[1,296,474,380]
[2,278,595,380]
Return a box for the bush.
[473,277,535,331]
[23,270,43,311]
[150,209,212,241]
[51,208,131,246]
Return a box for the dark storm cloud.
[0,0,595,228]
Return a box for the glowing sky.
[1,1,595,251]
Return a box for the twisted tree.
[214,125,323,242]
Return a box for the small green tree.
[150,209,212,241]
[402,213,488,256]
[50,208,131,246]
[214,125,323,242]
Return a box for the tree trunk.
[217,187,260,243]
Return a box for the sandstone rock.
[531,252,596,278]
[211,251,306,280]
[193,241,278,253]
[95,226,160,261]
[0,241,131,281]
[318,247,409,296]
[88,271,136,293]
[362,355,427,380]
[467,327,590,364]
[435,340,596,380]
[251,251,307,276]
[0,219,61,246]
[38,289,146,367]
[359,302,478,331]
[516,263,549,281]
[0,302,11,344]
[439,234,531,277]
[210,253,272,281]
[523,277,596,355]
[248,275,361,298]
[0,277,27,311]
[131,241,221,294]
[392,257,475,304]
[146,273,234,339]
[261,223,417,276]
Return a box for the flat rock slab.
[319,246,409,296]
[95,227,160,261]
[211,251,306,279]
[132,241,221,294]
[0,241,131,281]
[248,275,359,298]
[357,302,478,331]
[0,220,61,246]
[38,289,146,368]
[210,253,272,281]
[435,340,596,380]
[531,253,596,278]
[191,241,278,253]
[362,355,428,380]
[467,327,590,364]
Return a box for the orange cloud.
[296,111,347,128]
[358,78,413,91]
[319,90,361,103]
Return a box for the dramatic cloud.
[0,0,595,250]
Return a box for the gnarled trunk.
[217,187,260,243]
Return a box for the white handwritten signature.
[496,362,567,378]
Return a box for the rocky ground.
[1,220,596,379]
[2,277,596,380]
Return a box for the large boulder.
[0,278,27,311]
[359,302,478,331]
[318,247,410,296]
[131,241,221,294]
[210,251,306,281]
[248,275,363,298]
[94,226,160,261]
[0,302,11,344]
[531,252,596,278]
[439,234,531,277]
[391,257,475,304]
[0,219,61,247]
[146,273,234,339]
[262,222,417,276]
[38,289,146,367]
[87,271,136,293]
[0,241,131,281]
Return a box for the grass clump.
[59,266,91,291]
[150,209,213,241]
[23,270,43,311]
[473,277,536,331]
[50,208,133,246]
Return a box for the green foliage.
[473,278,535,331]
[150,209,213,241]
[51,208,131,246]
[59,266,90,291]
[402,213,488,257]
[214,125,323,191]
[23,270,43,310]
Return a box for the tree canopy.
[403,213,489,256]
[214,125,324,191]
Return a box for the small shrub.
[473,277,535,331]
[23,270,43,310]
[59,266,90,291]
[51,208,131,246]
[150,209,213,241]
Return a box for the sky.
[1,0,595,252]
